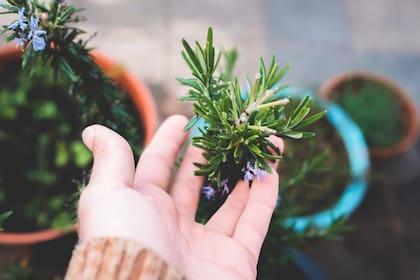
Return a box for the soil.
[278,115,350,216]
[331,77,405,148]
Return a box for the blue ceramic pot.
[281,87,370,232]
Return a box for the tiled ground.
[66,0,420,117]
[1,0,420,279]
[1,0,419,113]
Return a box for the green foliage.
[1,260,51,280]
[278,108,351,215]
[0,60,89,231]
[179,27,326,197]
[332,78,404,147]
[0,0,144,231]
[0,211,12,231]
[0,0,143,149]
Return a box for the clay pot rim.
[319,71,419,159]
[0,43,158,245]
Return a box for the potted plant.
[0,0,157,275]
[319,72,419,159]
[255,89,370,279]
[176,28,366,278]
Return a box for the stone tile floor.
[73,0,420,119]
[1,0,420,279]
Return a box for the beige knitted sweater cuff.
[65,237,187,280]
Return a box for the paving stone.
[346,0,420,53]
[355,52,420,109]
[263,0,351,47]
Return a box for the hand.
[78,115,283,280]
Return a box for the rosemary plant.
[179,27,326,201]
[0,0,143,230]
[0,0,141,148]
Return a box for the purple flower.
[202,185,216,200]
[27,17,47,51]
[242,161,267,182]
[8,8,28,31]
[14,34,27,47]
[32,35,46,51]
[243,170,254,181]
[255,168,267,181]
[221,179,229,195]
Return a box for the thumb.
[82,124,135,189]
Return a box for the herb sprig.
[178,27,326,200]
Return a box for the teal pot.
[282,88,370,232]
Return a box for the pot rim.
[319,71,419,159]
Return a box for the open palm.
[77,115,282,280]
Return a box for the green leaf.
[178,95,197,102]
[195,42,207,73]
[184,115,199,131]
[182,39,204,74]
[270,63,291,88]
[259,57,267,87]
[290,107,310,128]
[282,131,304,139]
[0,4,19,12]
[176,77,201,91]
[22,47,33,68]
[294,110,327,129]
[59,57,78,82]
[0,211,12,221]
[292,95,311,119]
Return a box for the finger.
[82,124,135,189]
[232,171,279,261]
[232,136,283,260]
[170,145,206,220]
[134,115,188,192]
[268,135,284,161]
[205,180,249,236]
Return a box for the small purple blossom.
[255,168,267,181]
[32,35,46,51]
[8,8,28,31]
[244,170,254,181]
[14,34,27,47]
[242,161,267,182]
[27,17,47,51]
[202,185,216,200]
[221,179,229,194]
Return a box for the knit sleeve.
[65,237,188,280]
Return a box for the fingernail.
[82,126,96,150]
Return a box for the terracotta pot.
[0,43,158,245]
[319,72,419,159]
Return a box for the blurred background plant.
[0,0,148,277]
[0,0,144,231]
[330,78,403,148]
[0,0,142,148]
